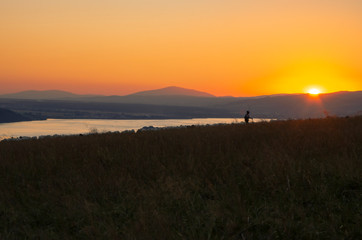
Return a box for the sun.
[307,88,321,95]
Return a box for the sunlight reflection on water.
[0,118,270,140]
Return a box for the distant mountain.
[0,90,98,100]
[128,86,215,97]
[0,87,215,101]
[0,89,361,120]
[0,108,31,123]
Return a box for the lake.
[0,118,270,140]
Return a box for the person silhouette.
[244,110,252,123]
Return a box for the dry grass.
[0,117,361,239]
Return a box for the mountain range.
[129,86,214,97]
[0,86,361,122]
[0,87,213,100]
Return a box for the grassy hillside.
[0,117,361,239]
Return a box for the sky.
[1,0,361,96]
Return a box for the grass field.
[0,117,361,239]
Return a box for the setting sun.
[1,1,362,96]
[308,88,321,95]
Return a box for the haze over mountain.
[128,86,215,97]
[0,87,215,99]
[0,87,226,108]
[0,87,361,121]
[0,86,287,101]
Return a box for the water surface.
[0,118,269,140]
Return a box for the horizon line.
[0,87,360,98]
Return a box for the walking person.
[244,110,252,123]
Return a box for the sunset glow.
[308,88,321,95]
[0,0,361,96]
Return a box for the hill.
[129,86,215,97]
[0,117,361,239]
[0,108,31,123]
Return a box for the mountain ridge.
[0,88,361,119]
[128,86,215,97]
[1,87,359,100]
[0,87,215,99]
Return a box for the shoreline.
[1,118,273,142]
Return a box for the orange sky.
[1,0,361,96]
